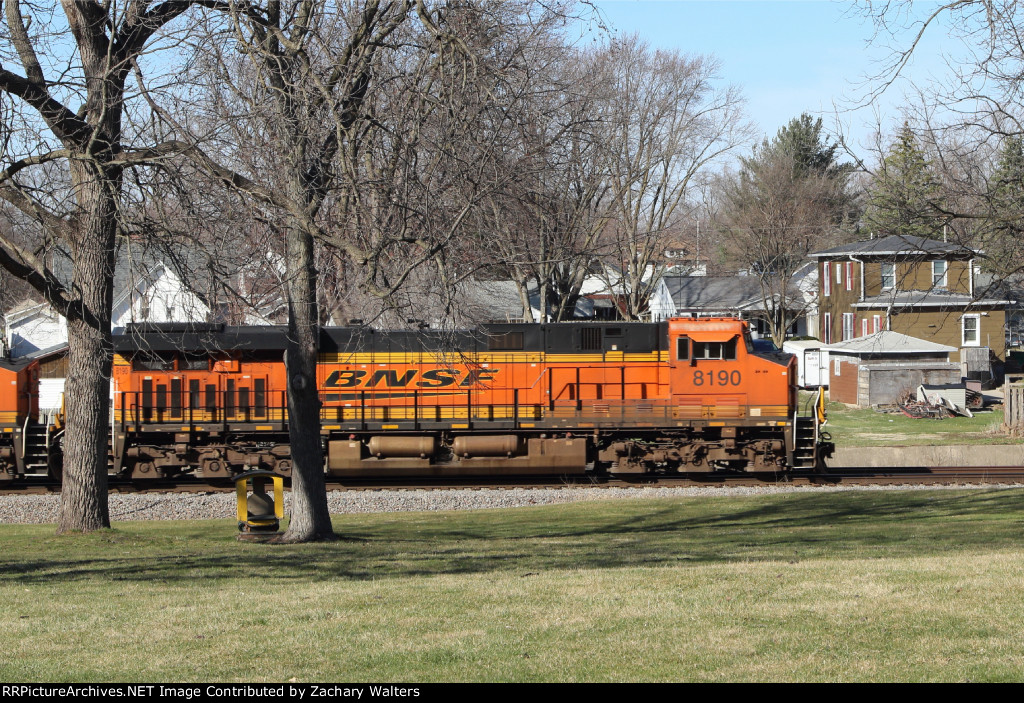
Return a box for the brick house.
[809,235,1012,369]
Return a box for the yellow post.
[234,470,286,535]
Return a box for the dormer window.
[932,260,947,288]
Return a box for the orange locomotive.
[109,318,830,479]
[0,357,40,481]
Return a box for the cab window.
[676,336,689,360]
[691,338,737,360]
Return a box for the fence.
[1003,377,1024,433]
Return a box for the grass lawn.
[3,489,1024,682]
[807,392,1021,447]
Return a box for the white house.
[112,260,212,333]
[5,300,67,358]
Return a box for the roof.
[851,290,1014,309]
[452,279,526,323]
[113,324,289,353]
[23,342,69,361]
[810,235,976,259]
[663,276,764,311]
[822,331,955,355]
[782,339,825,352]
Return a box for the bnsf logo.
[323,368,499,389]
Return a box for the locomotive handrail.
[21,412,29,460]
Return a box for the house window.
[834,359,841,376]
[962,314,980,346]
[842,313,854,341]
[862,319,869,337]
[873,315,882,333]
[835,262,843,288]
[823,313,832,344]
[823,262,831,296]
[845,262,854,291]
[933,260,947,288]
[881,262,895,290]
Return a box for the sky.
[587,0,959,160]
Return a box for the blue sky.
[589,0,956,159]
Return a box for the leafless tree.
[474,35,747,323]
[594,36,748,321]
[472,44,616,323]
[717,154,852,347]
[146,0,584,541]
[0,0,223,533]
[857,1,1024,278]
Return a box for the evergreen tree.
[991,135,1024,220]
[864,123,947,239]
[985,135,1024,274]
[759,113,843,177]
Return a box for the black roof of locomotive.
[0,355,38,372]
[115,321,669,355]
[115,324,290,353]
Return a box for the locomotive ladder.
[790,416,820,470]
[22,421,51,476]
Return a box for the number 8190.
[693,370,741,386]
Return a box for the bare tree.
[0,0,221,533]
[149,0,583,541]
[857,1,1024,276]
[473,45,616,323]
[473,35,747,323]
[595,36,748,321]
[717,115,857,347]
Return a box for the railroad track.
[3,466,1024,495]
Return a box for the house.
[810,235,1012,370]
[659,275,811,339]
[822,331,959,407]
[4,300,67,358]
[3,242,291,358]
[112,259,212,333]
[2,243,290,417]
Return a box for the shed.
[782,339,829,388]
[822,331,959,407]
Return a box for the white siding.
[39,378,65,413]
[113,264,211,332]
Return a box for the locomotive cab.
[662,318,799,471]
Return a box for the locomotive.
[0,317,831,482]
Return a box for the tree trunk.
[57,177,116,534]
[279,224,335,542]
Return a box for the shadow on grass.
[3,489,1022,585]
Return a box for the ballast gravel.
[0,483,1020,525]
